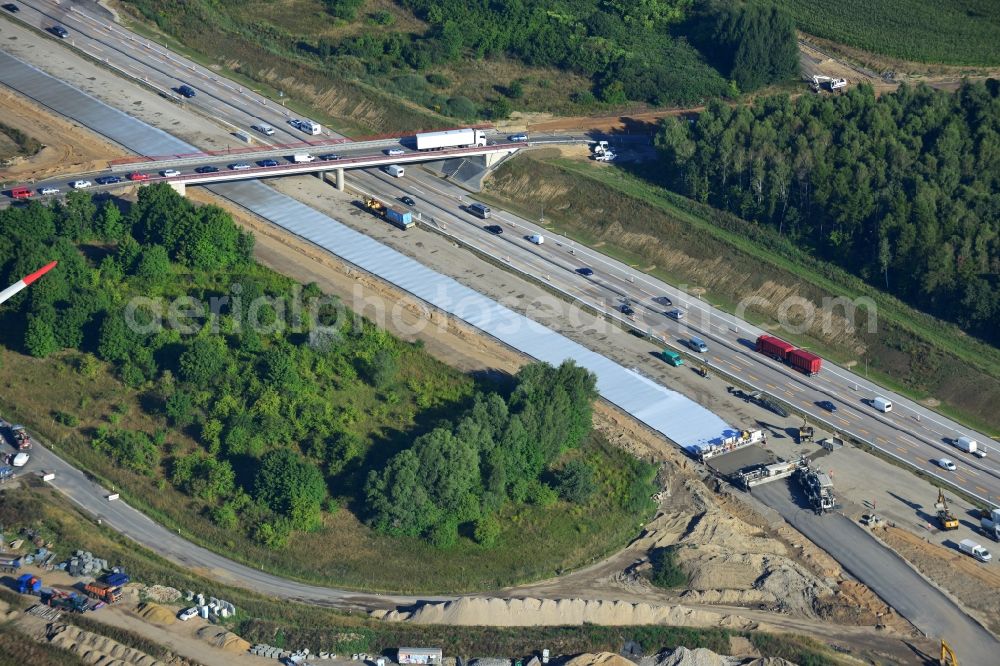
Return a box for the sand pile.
[138,602,176,626]
[47,624,166,666]
[637,647,798,666]
[380,597,756,629]
[197,626,251,653]
[565,652,636,666]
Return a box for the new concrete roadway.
[4,0,997,508]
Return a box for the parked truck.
[980,507,1000,541]
[17,574,41,595]
[102,572,130,588]
[364,197,414,230]
[958,538,992,562]
[415,128,487,151]
[84,581,122,604]
[11,424,31,450]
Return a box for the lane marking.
[977,486,989,494]
[954,474,967,484]
[896,446,907,453]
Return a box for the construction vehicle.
[46,590,88,613]
[17,574,41,595]
[935,488,959,530]
[363,197,414,230]
[940,640,958,666]
[591,140,616,162]
[84,581,122,604]
[979,507,1000,541]
[811,75,847,92]
[797,460,835,514]
[798,421,815,444]
[696,365,709,378]
[11,424,31,450]
[102,571,130,588]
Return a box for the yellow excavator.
[940,640,958,665]
[935,488,959,531]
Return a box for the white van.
[528,234,544,245]
[688,336,708,353]
[385,164,404,178]
[292,153,316,163]
[871,396,892,413]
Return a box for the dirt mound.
[138,602,176,626]
[142,585,182,603]
[47,624,166,666]
[196,626,251,653]
[380,596,756,629]
[565,653,635,666]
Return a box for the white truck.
[292,153,316,163]
[958,538,992,562]
[415,128,487,151]
[981,508,1000,541]
[385,164,404,178]
[954,435,978,455]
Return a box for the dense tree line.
[0,185,614,549]
[655,81,1000,342]
[367,362,598,546]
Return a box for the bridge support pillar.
[168,181,186,197]
[335,167,345,191]
[320,168,345,192]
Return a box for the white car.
[177,607,198,621]
[12,452,29,467]
[71,180,92,189]
[527,234,544,245]
[385,148,404,156]
[39,187,60,195]
[228,163,252,171]
[936,458,957,471]
[161,169,181,177]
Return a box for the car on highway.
[653,295,673,306]
[50,25,69,38]
[666,308,684,320]
[817,400,838,413]
[177,607,198,621]
[508,133,528,142]
[161,169,181,177]
[127,172,150,181]
[11,452,29,467]
[400,196,416,206]
[318,153,341,161]
[194,165,219,173]
[38,187,60,195]
[252,124,275,136]
[485,224,503,235]
[527,234,544,245]
[936,458,957,471]
[577,267,595,276]
[176,85,197,98]
[257,159,280,167]
[229,163,252,170]
[619,303,635,316]
[385,148,404,156]
[2,4,20,13]
[70,180,92,189]
[95,176,123,185]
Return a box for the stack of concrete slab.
[64,550,107,577]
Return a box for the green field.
[764,0,1000,65]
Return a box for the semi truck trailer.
[415,128,488,151]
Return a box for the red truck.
[9,186,32,199]
[755,335,823,375]
[755,335,795,361]
[788,348,822,375]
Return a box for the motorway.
[2,0,999,503]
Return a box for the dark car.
[2,4,20,13]
[577,267,594,276]
[95,175,122,185]
[194,165,220,173]
[619,303,635,316]
[485,224,503,235]
[176,85,197,98]
[318,153,340,161]
[653,295,673,306]
[50,25,69,38]
[257,159,280,167]
[817,400,838,413]
[400,196,416,206]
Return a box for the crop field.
[765,0,1000,66]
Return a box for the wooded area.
[0,186,636,550]
[656,81,1000,343]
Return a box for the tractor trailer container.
[415,128,488,151]
[787,348,822,375]
[755,335,795,361]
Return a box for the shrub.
[650,546,687,588]
[555,459,596,503]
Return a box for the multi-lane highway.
[2,0,998,505]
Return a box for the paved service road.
[754,481,1000,665]
[23,439,450,609]
[6,0,995,506]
